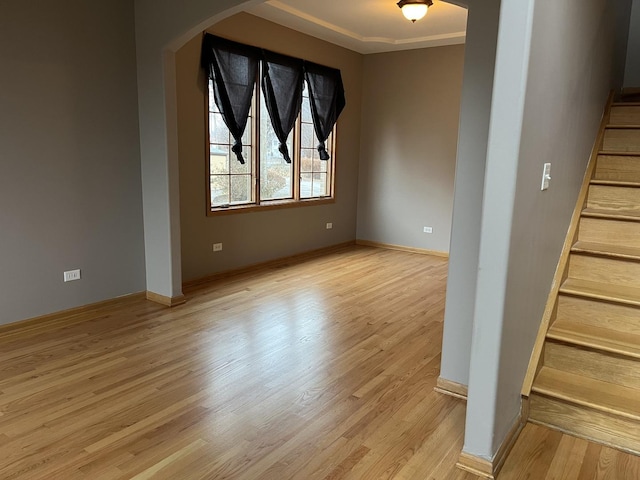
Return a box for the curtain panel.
[261,51,305,164]
[303,61,346,161]
[201,35,261,164]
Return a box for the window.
[207,74,336,213]
[202,34,344,214]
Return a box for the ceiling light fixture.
[397,0,433,23]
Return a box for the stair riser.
[610,106,640,125]
[568,254,640,289]
[587,185,640,213]
[603,129,640,153]
[556,295,640,335]
[578,217,640,249]
[529,393,640,455]
[544,341,640,389]
[595,155,640,183]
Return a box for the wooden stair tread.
[581,207,640,221]
[532,367,640,421]
[591,180,640,188]
[571,241,640,260]
[607,124,640,129]
[547,320,640,359]
[613,102,640,106]
[560,278,640,307]
[599,151,640,156]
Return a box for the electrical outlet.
[326,223,333,230]
[423,226,433,234]
[64,269,81,282]
[213,243,223,252]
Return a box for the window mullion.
[205,89,212,213]
[329,129,336,197]
[293,116,301,201]
[253,76,260,206]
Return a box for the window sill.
[207,197,335,216]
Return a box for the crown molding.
[248,0,466,54]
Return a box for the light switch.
[541,163,551,191]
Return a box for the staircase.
[523,95,640,455]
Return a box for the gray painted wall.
[625,0,640,87]
[464,0,619,459]
[614,0,633,89]
[0,0,145,325]
[440,0,501,386]
[356,46,464,253]
[177,13,363,282]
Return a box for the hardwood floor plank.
[499,423,562,480]
[577,442,603,479]
[544,434,589,480]
[128,438,209,480]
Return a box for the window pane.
[301,123,315,149]
[209,113,229,144]
[313,173,328,197]
[230,146,252,174]
[261,163,292,200]
[324,131,334,160]
[313,158,325,173]
[211,175,229,207]
[208,83,217,113]
[230,175,252,204]
[259,94,293,200]
[301,148,314,173]
[207,78,256,210]
[210,145,229,175]
[300,173,313,199]
[242,119,252,148]
[301,92,313,123]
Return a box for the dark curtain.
[201,34,261,164]
[303,61,346,161]
[261,51,305,163]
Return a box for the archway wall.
[134,0,261,298]
[625,0,640,87]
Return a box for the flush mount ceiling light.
[397,0,433,23]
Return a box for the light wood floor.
[1,245,639,479]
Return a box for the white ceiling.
[247,0,468,54]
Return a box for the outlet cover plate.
[64,269,81,282]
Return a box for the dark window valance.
[201,33,346,164]
[201,35,261,164]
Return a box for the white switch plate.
[326,223,333,230]
[541,163,551,191]
[64,269,81,282]
[213,243,223,252]
[423,226,433,234]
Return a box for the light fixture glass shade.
[401,3,428,22]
